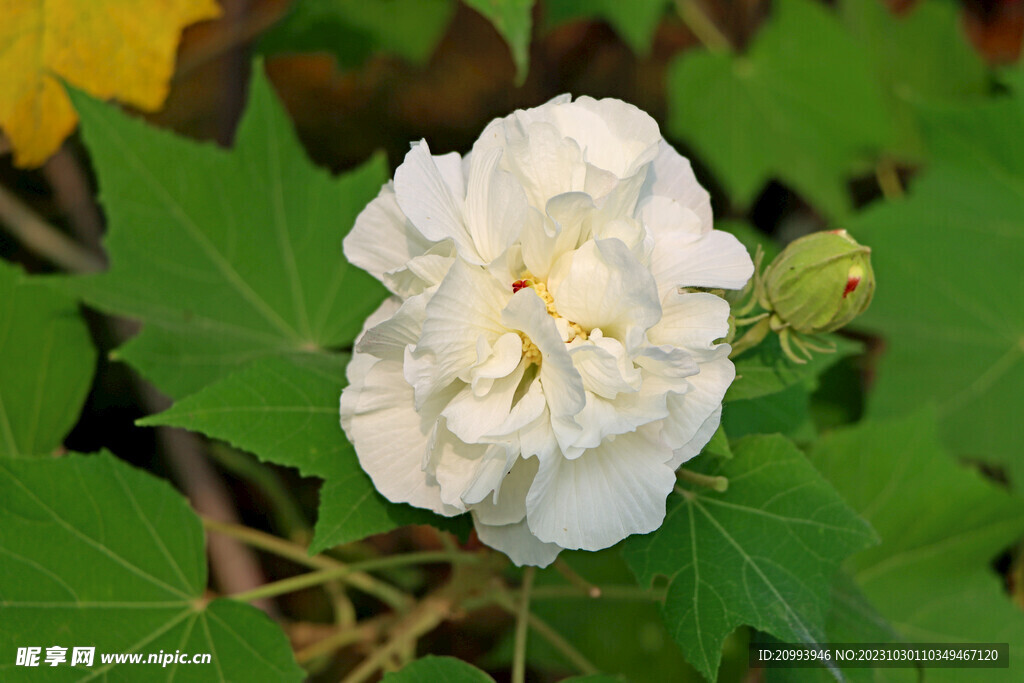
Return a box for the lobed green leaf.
[0,453,303,681]
[63,64,388,398]
[622,435,876,680]
[0,261,96,458]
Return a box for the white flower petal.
[429,425,486,511]
[466,331,524,394]
[340,358,460,516]
[501,122,587,210]
[408,260,511,403]
[442,361,527,443]
[469,455,537,522]
[667,405,723,470]
[661,348,735,451]
[548,238,661,344]
[525,430,674,551]
[569,335,641,399]
[635,344,700,379]
[639,194,703,243]
[395,141,483,262]
[343,183,438,295]
[383,241,456,297]
[473,516,561,568]
[648,291,732,355]
[548,97,661,178]
[569,373,683,452]
[500,289,586,421]
[650,228,754,292]
[465,147,529,263]
[640,139,713,231]
[521,192,593,280]
[356,293,428,362]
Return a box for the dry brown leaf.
[0,0,221,167]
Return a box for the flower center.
[511,275,588,365]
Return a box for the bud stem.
[677,468,729,492]
[729,317,770,358]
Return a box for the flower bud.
[761,230,874,334]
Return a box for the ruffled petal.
[525,430,674,551]
[649,228,754,292]
[547,96,661,178]
[548,238,661,345]
[473,517,561,568]
[521,192,592,280]
[407,260,511,403]
[470,455,537,523]
[500,289,586,421]
[639,139,713,232]
[569,333,642,399]
[648,291,731,356]
[661,348,735,451]
[340,358,460,516]
[343,183,438,294]
[667,405,723,470]
[356,293,428,362]
[464,147,529,263]
[442,361,528,443]
[395,141,483,262]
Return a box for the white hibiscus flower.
[340,95,753,567]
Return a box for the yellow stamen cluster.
[514,275,589,365]
[519,332,542,364]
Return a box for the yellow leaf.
[0,0,221,167]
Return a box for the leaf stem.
[294,616,392,664]
[674,0,733,54]
[0,183,106,273]
[553,558,602,597]
[341,588,459,683]
[492,592,599,676]
[227,550,481,604]
[875,159,905,200]
[512,567,535,683]
[202,517,412,610]
[528,584,665,601]
[678,468,729,492]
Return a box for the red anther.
[842,275,860,298]
[512,279,529,293]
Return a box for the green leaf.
[383,655,494,682]
[0,453,303,681]
[622,435,876,681]
[765,573,913,683]
[809,412,1024,681]
[544,0,668,55]
[140,354,351,479]
[259,0,455,69]
[723,381,815,441]
[312,464,473,553]
[0,261,96,458]
[726,334,863,402]
[666,0,890,215]
[839,0,988,159]
[139,353,465,552]
[703,424,732,459]
[463,0,534,84]
[849,96,1024,478]
[62,64,388,398]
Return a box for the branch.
[0,184,105,273]
[203,517,414,611]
